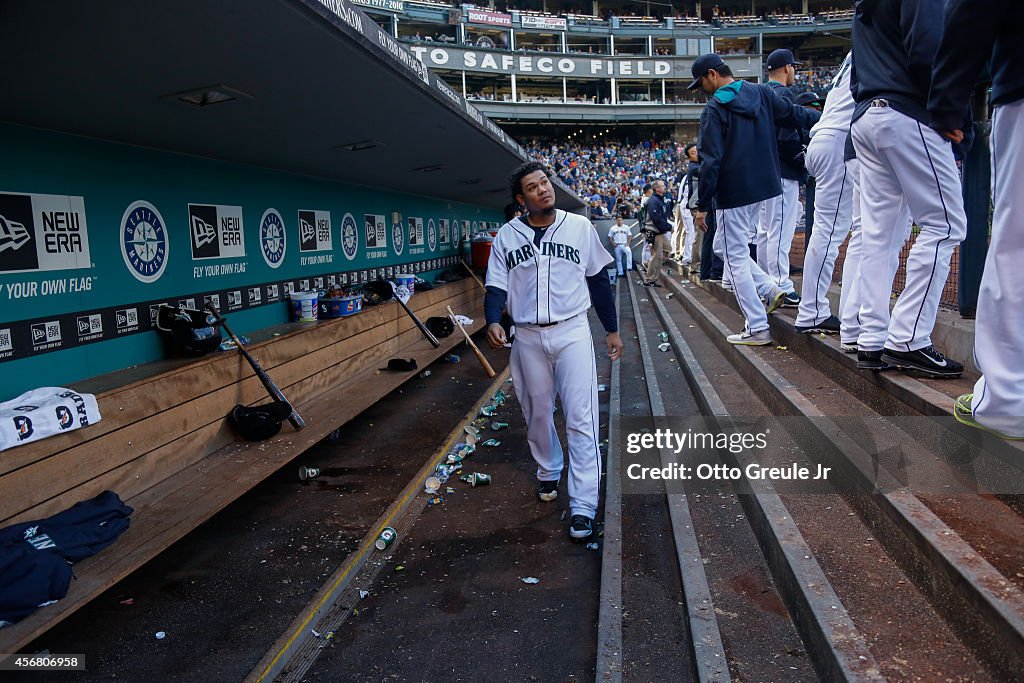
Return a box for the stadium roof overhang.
[0,0,582,211]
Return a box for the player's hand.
[941,129,964,144]
[694,212,708,232]
[486,323,507,349]
[606,331,624,361]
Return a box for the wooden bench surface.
[0,279,484,652]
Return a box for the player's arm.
[485,232,510,348]
[768,88,821,132]
[584,226,623,361]
[929,0,1000,134]
[695,111,723,229]
[900,0,943,105]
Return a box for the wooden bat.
[205,303,305,430]
[447,305,496,378]
[460,260,486,291]
[383,280,441,348]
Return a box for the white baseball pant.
[613,245,632,274]
[838,158,913,345]
[796,131,853,327]
[511,314,602,517]
[851,105,967,352]
[674,207,697,263]
[969,99,1024,437]
[712,221,731,287]
[719,203,783,335]
[756,178,801,293]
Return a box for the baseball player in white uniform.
[795,52,855,335]
[850,0,967,377]
[607,215,633,276]
[673,144,699,265]
[486,161,623,540]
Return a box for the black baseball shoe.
[569,514,593,540]
[881,346,964,378]
[857,349,888,371]
[643,282,662,288]
[536,480,558,502]
[782,291,801,308]
[795,315,841,335]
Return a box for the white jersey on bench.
[1,387,101,452]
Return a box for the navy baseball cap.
[687,53,727,91]
[766,48,803,71]
[795,91,824,107]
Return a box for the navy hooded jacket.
[929,0,1024,130]
[850,0,943,125]
[764,81,808,183]
[696,81,820,212]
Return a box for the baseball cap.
[766,48,803,71]
[229,401,293,441]
[687,53,727,91]
[795,91,824,107]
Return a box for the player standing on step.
[689,53,820,346]
[794,51,855,336]
[849,0,969,377]
[930,0,1024,436]
[485,161,624,539]
[758,48,812,308]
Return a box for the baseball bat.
[447,305,496,378]
[384,281,441,348]
[460,259,486,291]
[205,303,305,430]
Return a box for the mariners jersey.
[810,51,855,138]
[608,225,631,246]
[486,210,613,325]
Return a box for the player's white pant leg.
[759,180,799,292]
[797,132,853,327]
[720,202,770,334]
[614,245,632,274]
[971,100,1024,437]
[839,158,864,344]
[550,315,602,517]
[641,241,652,268]
[839,158,912,344]
[713,211,731,287]
[510,326,564,482]
[851,107,925,351]
[755,197,771,272]
[881,116,967,352]
[681,210,697,263]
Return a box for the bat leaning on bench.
[205,302,306,430]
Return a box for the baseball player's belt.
[520,312,583,328]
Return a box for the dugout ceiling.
[0,0,580,210]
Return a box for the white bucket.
[290,291,318,322]
[395,273,415,296]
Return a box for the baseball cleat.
[569,514,593,539]
[766,288,788,314]
[796,315,841,335]
[840,341,859,354]
[953,394,1024,440]
[727,328,772,346]
[781,291,801,308]
[857,349,888,370]
[881,346,963,378]
[536,479,558,502]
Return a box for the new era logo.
[116,308,138,329]
[0,214,30,254]
[0,328,12,352]
[76,314,102,337]
[191,215,217,248]
[248,287,262,303]
[227,291,241,306]
[300,218,316,244]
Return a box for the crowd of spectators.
[528,138,688,218]
[792,65,842,95]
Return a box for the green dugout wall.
[0,124,501,400]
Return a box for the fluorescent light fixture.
[168,84,252,107]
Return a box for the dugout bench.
[0,278,483,652]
